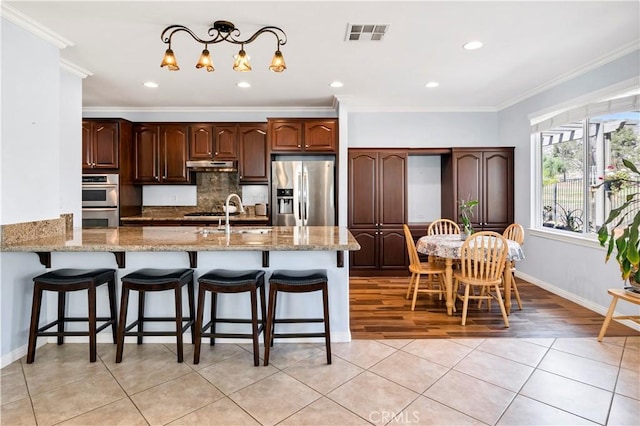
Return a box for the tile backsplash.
[142,172,244,211]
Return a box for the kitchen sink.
[197,227,272,235]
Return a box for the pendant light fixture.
[160,20,287,73]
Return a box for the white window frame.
[529,79,640,247]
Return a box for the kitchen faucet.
[223,193,245,234]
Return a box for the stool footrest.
[272,332,327,339]
[123,318,193,335]
[273,318,324,324]
[37,318,114,334]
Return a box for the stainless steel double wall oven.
[81,174,119,227]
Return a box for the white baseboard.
[0,341,47,369]
[516,271,640,332]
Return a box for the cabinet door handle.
[305,144,309,148]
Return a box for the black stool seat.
[116,268,195,363]
[194,269,266,366]
[27,268,118,363]
[265,269,331,366]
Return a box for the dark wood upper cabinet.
[348,149,408,274]
[268,118,337,153]
[238,123,268,184]
[82,120,119,169]
[215,125,239,160]
[133,123,190,184]
[441,147,514,233]
[189,124,214,160]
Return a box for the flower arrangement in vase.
[458,198,478,240]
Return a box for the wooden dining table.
[416,234,525,316]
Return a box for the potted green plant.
[458,198,478,240]
[597,158,640,294]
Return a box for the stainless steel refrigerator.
[272,160,335,226]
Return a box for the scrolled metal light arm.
[160,20,287,72]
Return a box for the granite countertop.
[120,212,269,223]
[1,226,361,252]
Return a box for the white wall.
[498,49,640,317]
[59,69,83,226]
[1,19,61,225]
[1,19,82,363]
[347,111,499,148]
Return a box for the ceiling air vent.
[345,23,389,41]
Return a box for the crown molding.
[0,3,74,49]
[497,41,640,111]
[60,59,93,79]
[82,106,337,114]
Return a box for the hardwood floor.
[349,276,640,339]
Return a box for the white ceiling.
[4,1,640,111]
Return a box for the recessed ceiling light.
[463,40,483,50]
[329,81,344,88]
[143,81,158,88]
[237,81,251,88]
[425,82,439,88]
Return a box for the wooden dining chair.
[502,223,524,310]
[453,231,510,327]
[427,219,460,235]
[403,225,446,311]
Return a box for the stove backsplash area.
[142,172,241,214]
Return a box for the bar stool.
[116,268,195,363]
[194,269,266,366]
[264,270,331,366]
[27,268,117,363]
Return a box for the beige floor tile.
[1,366,29,406]
[22,352,108,396]
[520,370,612,424]
[369,350,449,393]
[279,396,370,425]
[31,369,125,426]
[402,339,473,368]
[198,351,279,395]
[103,345,193,394]
[399,395,486,425]
[423,369,515,425]
[599,336,628,347]
[332,340,397,369]
[168,342,250,370]
[520,337,556,347]
[230,371,321,426]
[57,397,148,425]
[607,393,640,426]
[1,360,23,376]
[284,352,364,394]
[326,371,419,426]
[621,344,640,371]
[265,342,324,369]
[497,395,597,425]
[376,339,414,349]
[453,338,486,349]
[131,372,224,425]
[538,349,619,391]
[476,338,549,367]
[551,337,624,366]
[616,367,640,400]
[27,342,101,364]
[625,336,640,348]
[454,349,534,392]
[0,397,36,426]
[168,397,260,425]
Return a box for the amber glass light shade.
[160,48,180,71]
[269,50,286,72]
[233,49,252,72]
[196,48,215,72]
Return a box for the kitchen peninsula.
[1,225,360,360]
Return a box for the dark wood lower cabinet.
[349,228,407,276]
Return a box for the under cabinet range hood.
[186,160,237,172]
